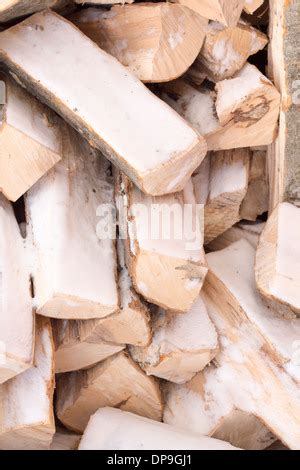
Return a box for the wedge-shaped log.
[70,4,208,83]
[0,74,61,202]
[207,220,265,251]
[244,0,264,14]
[172,0,244,27]
[130,297,218,384]
[79,407,238,450]
[118,174,208,312]
[256,203,300,317]
[164,240,300,449]
[193,149,250,244]
[56,351,163,433]
[50,428,81,451]
[0,195,34,384]
[0,317,55,450]
[26,125,119,320]
[161,64,280,151]
[240,149,269,220]
[0,0,69,23]
[193,21,267,82]
[53,239,151,373]
[0,11,205,196]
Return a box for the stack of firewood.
[0,0,299,451]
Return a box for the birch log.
[0,11,206,196]
[70,4,208,83]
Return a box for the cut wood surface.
[0,195,34,384]
[240,150,269,221]
[193,21,267,82]
[70,4,208,83]
[255,202,300,317]
[117,173,208,312]
[0,10,206,196]
[0,74,61,202]
[244,0,264,14]
[0,0,70,23]
[0,317,55,450]
[268,0,300,209]
[56,351,163,433]
[26,125,119,320]
[193,149,250,244]
[172,0,245,27]
[79,407,239,450]
[50,428,81,451]
[207,220,265,252]
[130,297,218,384]
[164,240,300,449]
[161,64,280,151]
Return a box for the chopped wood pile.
[0,0,298,451]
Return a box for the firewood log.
[56,351,163,433]
[171,0,245,27]
[0,195,34,384]
[240,149,269,220]
[192,21,267,82]
[26,125,119,320]
[193,149,250,244]
[255,203,300,317]
[0,11,206,196]
[78,407,239,450]
[130,297,218,384]
[164,240,300,450]
[50,427,81,451]
[244,0,264,14]
[117,173,207,312]
[75,0,133,3]
[0,74,61,202]
[207,220,265,251]
[0,317,55,450]
[0,0,70,23]
[70,4,208,83]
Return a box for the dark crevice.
[12,196,27,238]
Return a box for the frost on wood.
[117,173,208,312]
[130,297,218,384]
[161,64,280,151]
[0,0,70,23]
[70,4,208,83]
[193,149,250,244]
[0,10,206,196]
[164,241,300,449]
[0,195,34,384]
[240,150,269,221]
[79,408,239,450]
[193,21,268,82]
[56,351,163,433]
[0,318,55,450]
[26,125,119,320]
[0,74,61,202]
[171,0,245,28]
[256,203,300,317]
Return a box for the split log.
[75,0,133,3]
[0,0,69,23]
[0,317,55,450]
[207,220,265,251]
[161,64,280,151]
[56,351,163,433]
[0,195,34,384]
[0,74,61,202]
[0,11,206,196]
[255,202,300,317]
[193,149,250,244]
[79,407,238,450]
[172,0,245,27]
[240,149,269,220]
[268,0,300,209]
[53,239,151,373]
[117,173,208,312]
[164,240,300,449]
[50,428,81,451]
[130,297,218,384]
[26,125,119,320]
[70,4,208,83]
[244,0,264,14]
[193,21,267,82]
